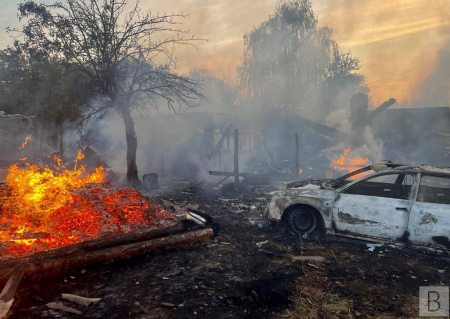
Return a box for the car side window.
[342,173,414,199]
[417,175,450,204]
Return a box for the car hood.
[285,178,342,190]
[270,188,337,200]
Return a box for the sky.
[0,0,449,106]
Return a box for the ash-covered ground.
[7,180,450,319]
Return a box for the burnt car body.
[268,164,450,252]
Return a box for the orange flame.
[0,153,174,257]
[330,148,369,179]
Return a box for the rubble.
[3,179,450,319]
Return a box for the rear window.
[417,175,450,205]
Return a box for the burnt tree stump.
[143,173,159,191]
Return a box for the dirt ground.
[7,181,450,319]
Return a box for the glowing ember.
[298,169,303,175]
[0,152,174,257]
[330,148,369,179]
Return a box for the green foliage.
[238,0,365,119]
[10,0,206,182]
[0,44,92,124]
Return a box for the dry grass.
[276,286,353,319]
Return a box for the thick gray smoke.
[75,3,450,184]
[410,38,450,108]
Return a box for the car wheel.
[289,207,317,234]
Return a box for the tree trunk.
[118,99,139,186]
[59,125,64,156]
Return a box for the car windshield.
[344,169,374,181]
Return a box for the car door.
[408,174,450,247]
[333,172,415,240]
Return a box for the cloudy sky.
[0,0,449,106]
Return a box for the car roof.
[338,163,450,180]
[384,165,450,175]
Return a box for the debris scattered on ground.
[46,302,82,315]
[256,240,269,247]
[61,293,102,306]
[367,243,383,252]
[307,263,320,269]
[5,180,450,319]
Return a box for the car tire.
[289,206,317,234]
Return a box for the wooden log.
[0,266,26,319]
[234,129,239,188]
[32,223,185,262]
[0,223,185,278]
[1,229,213,282]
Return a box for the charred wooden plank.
[30,222,184,261]
[0,229,213,282]
[0,265,26,319]
[0,223,184,279]
[366,98,396,123]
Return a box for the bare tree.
[15,0,206,185]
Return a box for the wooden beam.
[0,229,214,283]
[299,117,353,143]
[263,142,276,164]
[215,124,233,150]
[214,175,230,187]
[367,98,396,123]
[30,223,185,261]
[0,266,26,319]
[0,223,185,279]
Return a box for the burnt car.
[268,163,450,252]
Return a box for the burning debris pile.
[329,148,369,178]
[0,152,175,258]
